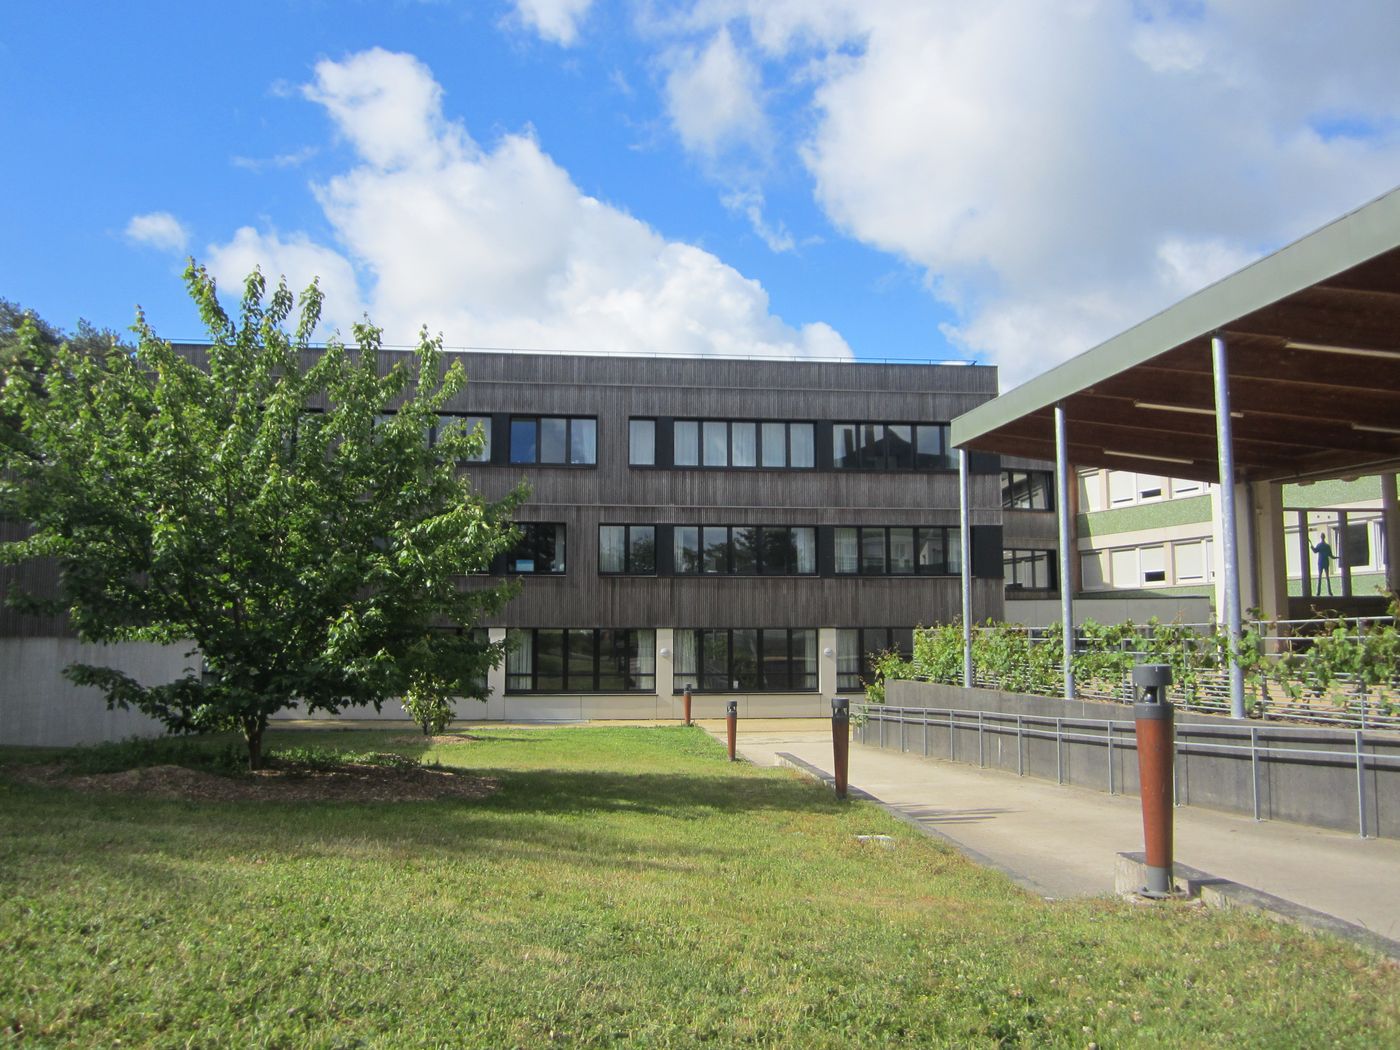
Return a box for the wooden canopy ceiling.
[952,189,1400,485]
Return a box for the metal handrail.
[858,703,1397,837]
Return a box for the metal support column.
[1054,403,1075,701]
[959,448,973,688]
[1212,333,1247,720]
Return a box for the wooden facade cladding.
[2,350,1007,638]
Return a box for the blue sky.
[4,1,1399,387]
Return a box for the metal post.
[1356,730,1368,838]
[1250,726,1260,821]
[683,685,693,727]
[832,697,850,800]
[959,448,973,688]
[1055,717,1063,784]
[1134,663,1176,897]
[1211,333,1247,719]
[978,711,985,766]
[1295,510,1311,599]
[1107,721,1114,794]
[949,709,956,760]
[923,709,929,756]
[1054,403,1075,701]
[725,700,738,762]
[1016,714,1024,776]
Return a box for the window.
[834,421,951,470]
[1081,549,1107,589]
[672,525,817,575]
[672,628,818,692]
[1004,549,1056,591]
[598,525,656,575]
[1173,539,1210,582]
[509,416,597,465]
[507,523,566,574]
[670,419,815,469]
[433,414,492,462]
[629,419,656,466]
[836,628,914,691]
[1141,545,1166,584]
[1001,470,1053,511]
[506,628,655,693]
[674,420,700,466]
[835,526,960,575]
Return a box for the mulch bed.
[3,761,499,803]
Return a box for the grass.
[2,725,1397,1048]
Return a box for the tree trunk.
[244,718,266,771]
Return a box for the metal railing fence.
[858,702,1400,838]
[938,617,1400,731]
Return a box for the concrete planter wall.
[876,680,1400,839]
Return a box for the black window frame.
[508,415,598,466]
[1003,548,1058,592]
[1001,469,1054,511]
[670,525,818,576]
[836,627,914,691]
[628,418,657,466]
[431,412,493,463]
[505,628,656,693]
[834,526,961,576]
[670,418,817,470]
[833,421,953,471]
[598,524,658,576]
[672,628,819,693]
[504,523,567,575]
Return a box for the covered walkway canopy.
[952,187,1400,484]
[949,186,1400,719]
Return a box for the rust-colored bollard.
[725,700,738,761]
[832,696,850,799]
[683,685,693,726]
[1132,663,1175,897]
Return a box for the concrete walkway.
[699,720,1400,948]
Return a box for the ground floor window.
[673,628,818,692]
[1003,548,1057,591]
[505,628,655,693]
[836,628,914,691]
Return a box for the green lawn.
[1,726,1396,1047]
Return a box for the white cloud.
[510,0,595,46]
[656,0,1400,385]
[663,27,768,158]
[208,49,846,360]
[124,211,190,253]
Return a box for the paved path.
[699,720,1400,945]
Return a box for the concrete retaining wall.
[878,680,1400,839]
[0,639,192,746]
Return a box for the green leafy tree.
[0,265,523,767]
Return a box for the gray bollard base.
[1137,864,1186,900]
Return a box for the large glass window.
[629,418,656,466]
[674,526,701,574]
[1004,549,1056,591]
[836,628,914,691]
[599,525,657,575]
[433,414,492,462]
[509,417,597,465]
[1001,470,1054,511]
[674,420,700,466]
[672,628,819,692]
[672,526,817,576]
[835,421,952,470]
[506,628,655,693]
[507,523,566,574]
[703,420,728,466]
[835,526,961,576]
[671,419,816,469]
